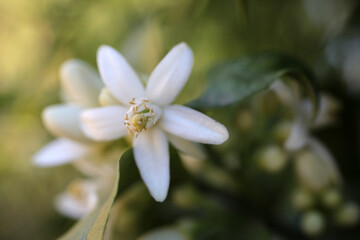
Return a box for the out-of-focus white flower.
[33,60,103,167]
[270,80,309,150]
[271,80,340,151]
[301,93,341,129]
[55,179,98,219]
[80,43,229,202]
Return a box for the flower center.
[68,181,87,201]
[124,97,159,137]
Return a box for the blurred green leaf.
[58,148,138,240]
[189,53,317,112]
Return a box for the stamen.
[124,97,159,137]
[142,104,149,110]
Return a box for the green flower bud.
[291,188,314,210]
[321,188,342,209]
[335,202,359,227]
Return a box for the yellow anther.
[142,104,149,110]
[68,182,85,200]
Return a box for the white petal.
[97,45,145,105]
[60,59,103,107]
[98,87,121,106]
[42,104,89,142]
[33,138,90,167]
[285,118,309,151]
[166,133,206,160]
[160,105,228,145]
[146,42,193,106]
[133,128,169,202]
[270,80,300,109]
[80,106,128,141]
[308,137,342,184]
[303,93,340,128]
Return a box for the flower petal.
[60,59,103,107]
[133,128,169,202]
[146,42,193,106]
[98,87,121,106]
[33,138,90,167]
[80,106,128,141]
[308,137,342,184]
[270,80,300,109]
[42,104,89,142]
[285,118,309,151]
[160,105,228,144]
[97,45,145,105]
[166,133,206,160]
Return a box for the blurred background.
[1,0,360,239]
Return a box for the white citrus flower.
[271,80,339,151]
[80,42,229,202]
[55,179,98,219]
[33,59,103,167]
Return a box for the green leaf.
[188,53,317,112]
[58,148,138,240]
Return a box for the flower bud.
[301,211,325,237]
[321,188,342,209]
[258,145,287,173]
[291,188,314,210]
[335,202,359,226]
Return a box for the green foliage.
[189,53,317,112]
[58,149,138,240]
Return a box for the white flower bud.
[258,145,287,173]
[301,211,325,237]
